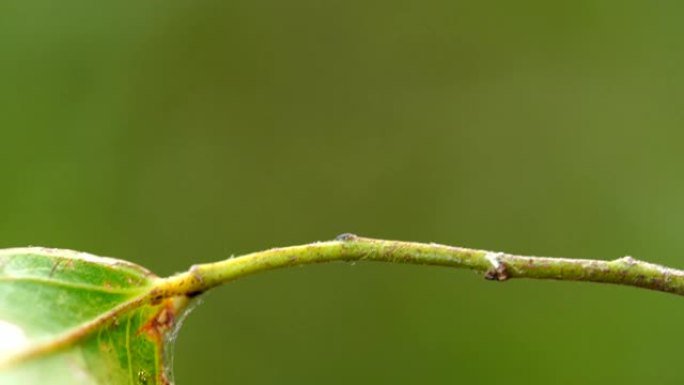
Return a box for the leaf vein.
[0,276,145,294]
[126,316,133,385]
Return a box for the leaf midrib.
[0,276,144,295]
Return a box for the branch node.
[484,252,509,281]
[186,265,205,297]
[189,265,204,283]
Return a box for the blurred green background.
[2,1,684,384]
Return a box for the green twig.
[5,233,684,370]
[155,233,684,297]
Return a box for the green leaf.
[0,248,191,385]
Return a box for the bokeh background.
[2,1,684,384]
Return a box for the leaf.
[0,248,192,385]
